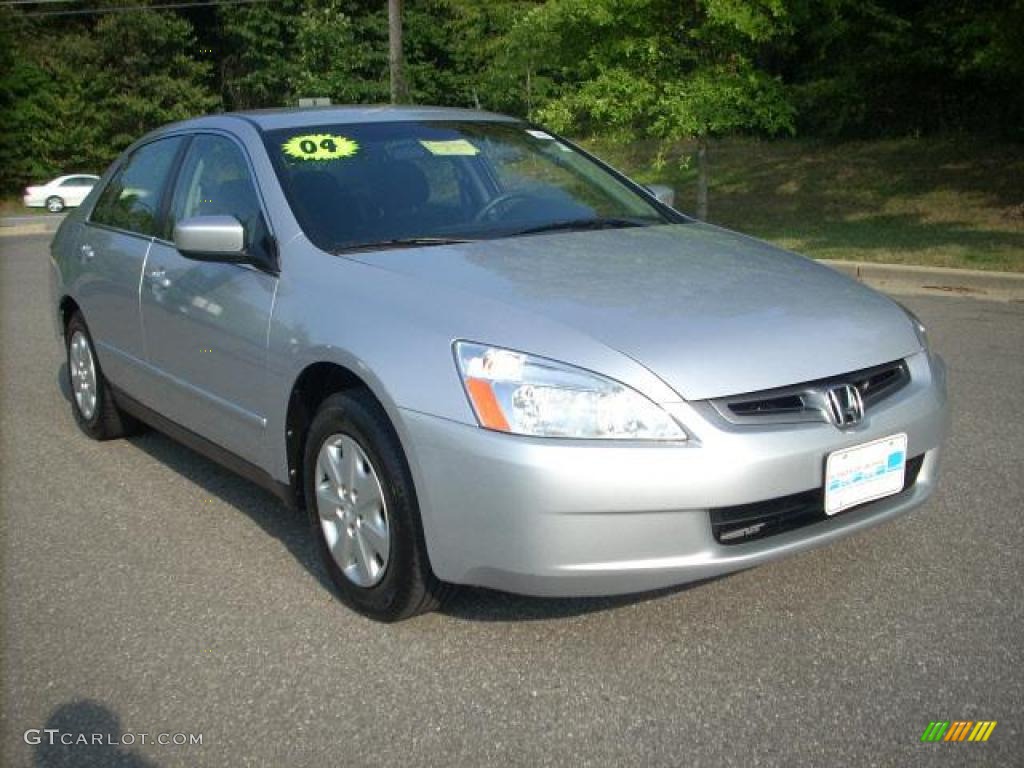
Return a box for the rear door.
[139,133,277,465]
[77,137,186,395]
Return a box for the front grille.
[857,363,908,408]
[710,454,924,545]
[728,394,805,418]
[711,360,910,426]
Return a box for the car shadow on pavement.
[57,363,734,622]
[127,429,335,592]
[56,363,334,598]
[33,700,158,767]
[440,575,732,622]
[57,362,71,401]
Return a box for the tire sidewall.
[66,315,106,437]
[303,393,423,619]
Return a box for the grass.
[0,197,49,217]
[585,136,1024,272]
[6,137,1022,271]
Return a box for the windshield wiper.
[509,217,655,237]
[334,236,478,254]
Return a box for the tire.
[46,196,65,213]
[65,312,140,440]
[304,390,445,621]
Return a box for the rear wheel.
[304,390,445,621]
[66,312,139,440]
[45,195,65,213]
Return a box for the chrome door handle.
[79,244,94,262]
[147,267,171,290]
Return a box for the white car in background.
[23,174,99,213]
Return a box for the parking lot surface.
[2,233,1021,767]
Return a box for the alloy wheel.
[315,433,391,588]
[69,330,98,420]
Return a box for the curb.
[820,260,1024,303]
[1,225,1021,303]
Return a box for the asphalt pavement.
[0,214,64,226]
[2,233,1022,767]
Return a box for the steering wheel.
[473,192,536,223]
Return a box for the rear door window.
[91,137,186,237]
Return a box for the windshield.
[263,120,672,252]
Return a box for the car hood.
[353,223,921,400]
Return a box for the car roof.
[159,104,521,135]
[49,174,98,183]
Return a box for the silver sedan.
[50,106,949,620]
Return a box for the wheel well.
[58,296,80,337]
[285,362,374,509]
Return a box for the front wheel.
[46,196,65,213]
[304,390,445,621]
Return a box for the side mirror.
[173,215,246,262]
[646,184,676,208]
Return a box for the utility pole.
[696,138,709,221]
[388,0,405,104]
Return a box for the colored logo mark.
[921,721,997,742]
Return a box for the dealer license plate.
[824,434,908,516]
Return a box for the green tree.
[219,0,302,109]
[403,0,541,111]
[86,8,218,155]
[0,11,106,189]
[505,0,796,218]
[288,0,389,104]
[3,0,1022,197]
[219,0,391,108]
[1,6,217,191]
[781,0,1024,138]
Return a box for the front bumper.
[401,351,949,597]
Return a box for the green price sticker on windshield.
[282,134,359,162]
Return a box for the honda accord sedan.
[25,173,100,212]
[50,106,949,621]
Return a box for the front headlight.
[454,341,687,440]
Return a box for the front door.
[139,134,277,466]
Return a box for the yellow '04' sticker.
[282,134,359,161]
